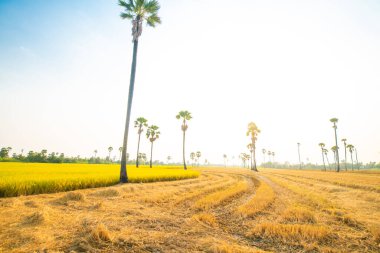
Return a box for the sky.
[0,0,379,165]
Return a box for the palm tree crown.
[134,117,148,133]
[146,125,160,142]
[119,0,161,41]
[176,111,192,132]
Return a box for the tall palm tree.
[323,148,331,171]
[119,147,123,161]
[223,154,228,167]
[118,0,161,183]
[94,149,98,158]
[341,138,348,171]
[318,143,326,171]
[297,142,302,169]
[108,146,113,161]
[196,151,201,166]
[167,155,171,164]
[176,111,192,170]
[330,118,340,172]
[246,122,260,171]
[190,152,196,167]
[146,125,160,168]
[267,151,271,164]
[347,144,354,171]
[134,117,148,168]
[262,148,266,165]
[272,151,275,167]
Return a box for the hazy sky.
[1,0,379,165]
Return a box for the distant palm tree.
[239,153,245,168]
[223,154,228,167]
[108,147,113,161]
[118,0,161,183]
[119,147,123,161]
[347,144,354,171]
[190,152,196,167]
[341,138,348,171]
[318,143,326,171]
[196,151,201,166]
[246,122,260,171]
[267,151,271,164]
[134,117,148,168]
[244,153,250,168]
[330,118,340,172]
[297,143,302,169]
[167,155,171,164]
[272,151,275,167]
[138,153,147,165]
[146,125,160,168]
[176,111,192,170]
[323,148,331,171]
[94,150,98,158]
[262,148,266,165]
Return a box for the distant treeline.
[0,147,165,165]
[260,161,380,170]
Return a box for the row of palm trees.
[318,118,359,172]
[262,149,275,164]
[190,151,202,166]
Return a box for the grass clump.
[90,224,112,242]
[282,207,316,223]
[249,223,332,242]
[192,213,218,227]
[23,211,46,225]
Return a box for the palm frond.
[144,0,160,13]
[120,12,134,20]
[146,14,161,27]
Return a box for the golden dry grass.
[248,223,332,242]
[0,167,379,252]
[237,177,275,217]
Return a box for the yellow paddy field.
[0,167,379,252]
[0,162,199,197]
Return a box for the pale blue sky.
[1,0,379,164]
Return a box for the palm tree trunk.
[334,127,340,172]
[120,39,139,183]
[183,131,187,170]
[325,154,331,171]
[298,146,301,169]
[253,146,258,172]
[350,152,354,171]
[136,132,141,168]
[250,151,253,170]
[355,149,359,170]
[150,141,153,168]
[109,152,111,161]
[344,144,347,171]
[321,150,326,171]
